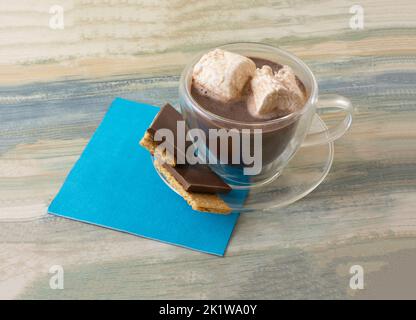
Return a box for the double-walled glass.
[179,43,353,188]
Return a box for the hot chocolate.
[189,55,308,168]
[191,57,307,123]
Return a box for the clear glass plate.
[154,114,334,212]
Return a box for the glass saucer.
[154,114,334,212]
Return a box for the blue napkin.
[48,98,246,256]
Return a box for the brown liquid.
[189,57,307,167]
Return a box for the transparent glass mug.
[179,43,353,189]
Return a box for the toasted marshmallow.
[276,65,305,101]
[248,65,305,119]
[192,49,256,102]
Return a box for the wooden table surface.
[1,0,415,299]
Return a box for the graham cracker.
[139,131,176,166]
[154,160,232,214]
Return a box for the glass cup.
[178,42,353,189]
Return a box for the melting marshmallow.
[248,65,305,119]
[192,49,256,102]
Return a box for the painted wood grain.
[0,0,416,299]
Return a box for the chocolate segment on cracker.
[162,163,231,194]
[140,103,190,166]
[140,131,175,166]
[154,160,232,214]
[140,103,233,214]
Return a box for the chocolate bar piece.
[162,163,231,194]
[144,103,191,164]
[154,161,232,214]
[139,103,233,213]
[147,103,182,137]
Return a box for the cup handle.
[301,94,353,147]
